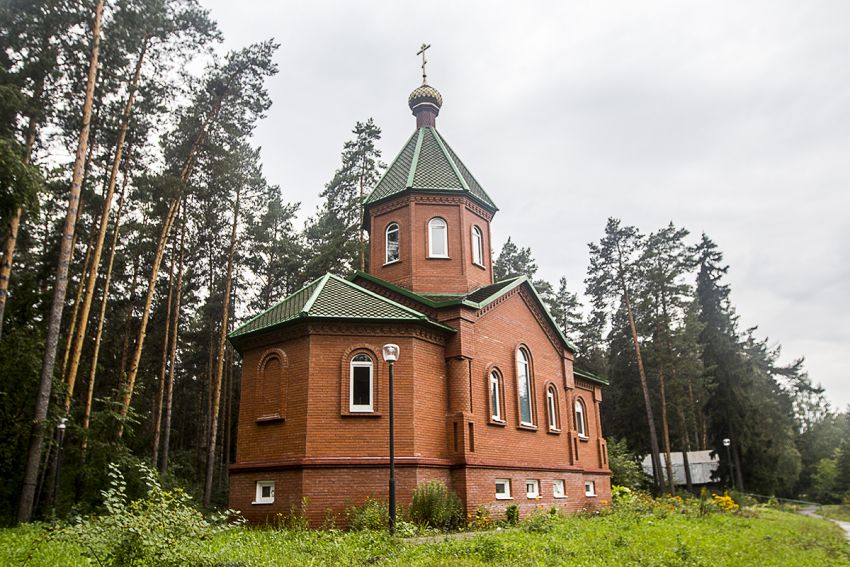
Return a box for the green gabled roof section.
[574,368,609,386]
[230,273,455,342]
[365,127,497,211]
[349,272,577,353]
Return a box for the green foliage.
[811,455,841,503]
[408,480,463,531]
[49,462,240,566]
[505,504,520,526]
[607,438,647,489]
[346,497,389,531]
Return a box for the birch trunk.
[64,38,148,414]
[204,186,240,507]
[17,0,105,523]
[160,215,186,475]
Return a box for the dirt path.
[800,506,850,543]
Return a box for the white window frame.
[525,479,540,499]
[489,370,502,422]
[495,478,512,500]
[350,354,374,412]
[254,480,275,504]
[553,479,566,498]
[575,397,587,438]
[547,385,559,432]
[517,348,534,426]
[428,217,448,258]
[385,222,400,264]
[585,480,596,497]
[471,225,484,266]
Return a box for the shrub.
[467,505,492,530]
[347,497,389,531]
[50,462,239,566]
[408,481,463,530]
[505,504,520,526]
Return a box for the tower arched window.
[575,397,588,438]
[516,347,534,426]
[385,222,400,264]
[546,385,559,432]
[350,354,374,412]
[471,225,484,266]
[428,217,448,258]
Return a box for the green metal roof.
[229,273,454,341]
[365,127,497,211]
[349,272,577,353]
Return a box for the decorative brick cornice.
[307,322,447,346]
[575,378,595,392]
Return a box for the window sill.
[495,495,513,501]
[585,494,597,498]
[427,255,451,260]
[252,501,274,505]
[518,423,538,431]
[553,495,567,499]
[547,427,561,435]
[488,418,507,427]
[578,434,590,442]
[383,259,401,266]
[526,495,541,500]
[341,412,382,418]
[472,261,486,270]
[256,415,284,424]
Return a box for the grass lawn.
[2,507,849,566]
[822,505,850,523]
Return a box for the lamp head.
[382,344,400,363]
[722,438,731,447]
[57,417,68,431]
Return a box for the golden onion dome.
[408,84,443,112]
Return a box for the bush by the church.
[408,480,463,530]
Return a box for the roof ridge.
[431,128,469,192]
[230,275,324,337]
[406,128,424,188]
[366,130,418,205]
[301,273,330,314]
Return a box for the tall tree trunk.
[117,97,222,438]
[81,158,131,463]
[17,0,105,523]
[64,38,149,415]
[0,85,42,340]
[677,402,694,492]
[151,231,175,464]
[118,254,140,381]
[657,365,675,494]
[204,186,240,507]
[161,214,186,475]
[616,243,663,492]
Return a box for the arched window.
[575,397,587,437]
[350,354,374,412]
[385,222,400,264]
[428,217,448,258]
[489,369,503,422]
[516,347,534,426]
[546,385,559,432]
[256,351,286,421]
[471,225,484,266]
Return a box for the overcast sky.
[202,0,850,410]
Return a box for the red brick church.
[228,77,611,525]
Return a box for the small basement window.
[585,481,596,497]
[254,480,275,504]
[553,479,566,498]
[495,478,512,500]
[526,479,540,499]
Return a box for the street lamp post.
[722,438,734,490]
[382,344,399,535]
[52,417,68,516]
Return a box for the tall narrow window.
[428,217,448,257]
[489,370,502,421]
[471,225,484,266]
[575,398,587,437]
[350,354,374,412]
[517,348,533,426]
[547,385,559,431]
[385,222,400,263]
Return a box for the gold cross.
[417,43,431,84]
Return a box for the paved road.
[800,506,850,543]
